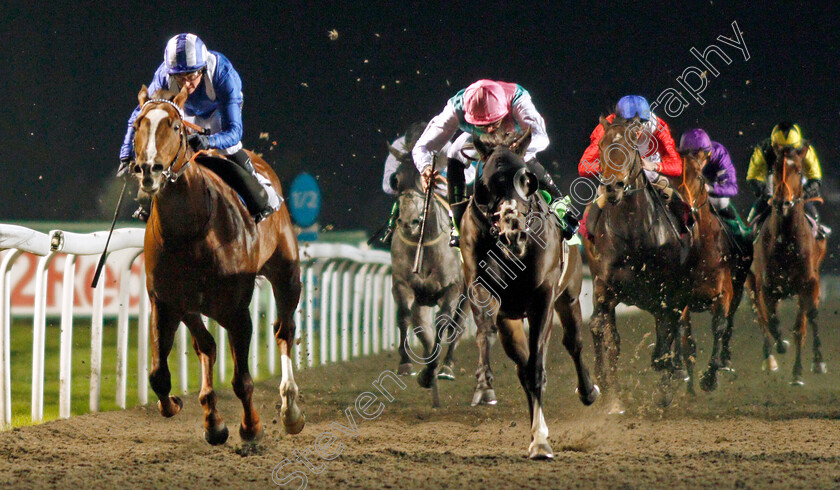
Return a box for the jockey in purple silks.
[678,129,740,221]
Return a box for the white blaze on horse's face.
[496,199,529,257]
[139,108,170,166]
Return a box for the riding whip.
[413,167,436,274]
[91,180,128,288]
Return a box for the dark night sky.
[1,1,838,251]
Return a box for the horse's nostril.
[411,219,420,226]
[152,164,164,173]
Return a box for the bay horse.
[387,151,466,407]
[130,86,303,444]
[582,116,690,412]
[461,128,599,460]
[750,143,826,384]
[674,152,751,394]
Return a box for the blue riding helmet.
[164,33,209,74]
[616,95,651,121]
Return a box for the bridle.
[679,155,710,215]
[396,188,450,246]
[597,130,645,198]
[136,98,205,184]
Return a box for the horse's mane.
[149,88,179,101]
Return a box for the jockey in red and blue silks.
[412,79,576,247]
[578,95,692,236]
[119,33,280,223]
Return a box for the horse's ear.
[138,85,149,106]
[173,85,189,109]
[510,126,532,157]
[473,137,493,162]
[599,115,610,129]
[387,143,406,161]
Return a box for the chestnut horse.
[582,116,690,412]
[130,86,303,444]
[750,143,826,385]
[461,129,599,460]
[675,152,751,394]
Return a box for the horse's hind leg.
[393,283,415,376]
[680,309,697,396]
[183,313,228,445]
[266,257,305,435]
[556,291,600,406]
[226,307,263,442]
[148,302,183,418]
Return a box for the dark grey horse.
[389,152,467,406]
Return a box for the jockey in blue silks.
[119,33,281,222]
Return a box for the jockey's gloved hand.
[804,179,822,199]
[117,157,132,177]
[188,134,211,152]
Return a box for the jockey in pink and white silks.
[412,79,576,247]
[119,33,281,222]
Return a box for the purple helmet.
[679,128,713,152]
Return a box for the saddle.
[194,153,269,216]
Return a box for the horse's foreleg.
[556,291,600,406]
[524,297,554,460]
[393,284,415,376]
[226,308,262,442]
[472,309,497,406]
[652,310,680,407]
[680,309,696,396]
[808,280,825,374]
[701,288,731,393]
[148,302,183,418]
[437,288,467,381]
[414,306,440,398]
[183,313,227,445]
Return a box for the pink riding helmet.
[464,80,509,125]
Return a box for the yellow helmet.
[771,122,803,148]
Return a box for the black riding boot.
[804,201,832,238]
[199,149,272,221]
[447,158,467,247]
[528,160,578,240]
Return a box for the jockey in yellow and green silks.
[746,122,829,238]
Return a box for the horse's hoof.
[575,384,600,406]
[777,340,789,354]
[157,395,183,418]
[762,356,779,372]
[790,375,805,386]
[398,363,416,376]
[471,388,497,406]
[417,367,435,389]
[674,369,689,381]
[204,423,229,446]
[699,370,718,392]
[811,362,827,374]
[239,423,264,443]
[528,441,554,460]
[656,374,676,408]
[437,365,455,380]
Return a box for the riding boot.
[747,196,771,234]
[804,201,832,238]
[529,160,578,239]
[447,158,467,247]
[380,201,399,246]
[227,149,281,222]
[584,193,607,238]
[132,190,152,223]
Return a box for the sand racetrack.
[1,301,839,489]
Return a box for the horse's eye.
[172,122,180,131]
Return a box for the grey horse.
[388,151,467,406]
